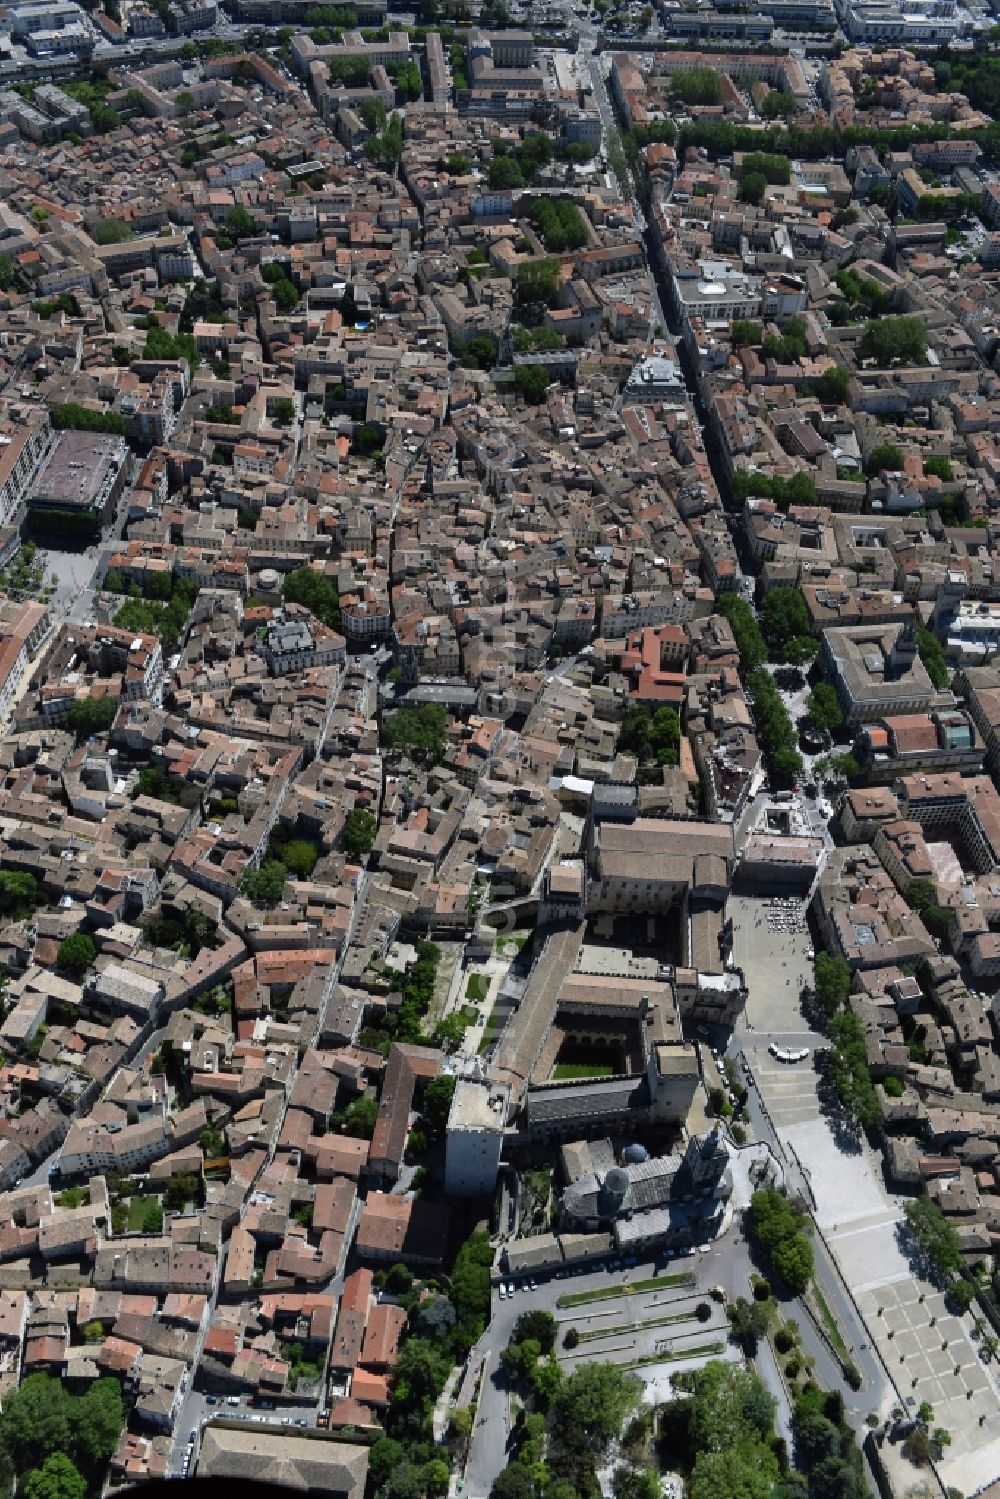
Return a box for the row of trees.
[51,404,126,435]
[717,592,767,671]
[826,1010,880,1130]
[627,108,1000,170]
[810,949,882,1129]
[917,627,950,690]
[760,586,817,667]
[902,1196,974,1309]
[749,1187,814,1295]
[747,668,803,782]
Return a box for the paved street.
[179,1392,323,1479]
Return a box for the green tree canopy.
[383,703,447,762]
[550,1363,642,1458]
[24,1454,87,1499]
[731,319,760,347]
[726,1295,771,1354]
[515,259,559,309]
[240,860,287,905]
[57,933,96,979]
[672,67,720,105]
[923,454,953,482]
[817,366,851,402]
[224,205,255,241]
[806,683,844,734]
[903,1195,963,1283]
[761,587,811,646]
[421,1073,456,1132]
[283,565,340,627]
[814,951,851,1016]
[739,170,766,205]
[917,627,949,689]
[749,1188,813,1293]
[511,1309,557,1355]
[513,364,550,405]
[0,870,38,916]
[488,156,524,189]
[617,704,680,768]
[341,1095,377,1139]
[0,1374,123,1483]
[343,806,378,859]
[859,316,927,366]
[92,218,134,245]
[866,442,904,477]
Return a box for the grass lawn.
[621,1342,724,1370]
[553,1062,614,1080]
[465,973,489,1001]
[478,1007,505,1054]
[496,933,530,955]
[812,1286,850,1364]
[557,1272,695,1308]
[127,1195,160,1231]
[577,1308,700,1343]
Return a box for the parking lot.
[491,1248,740,1389]
[555,1275,733,1383]
[172,1391,322,1478]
